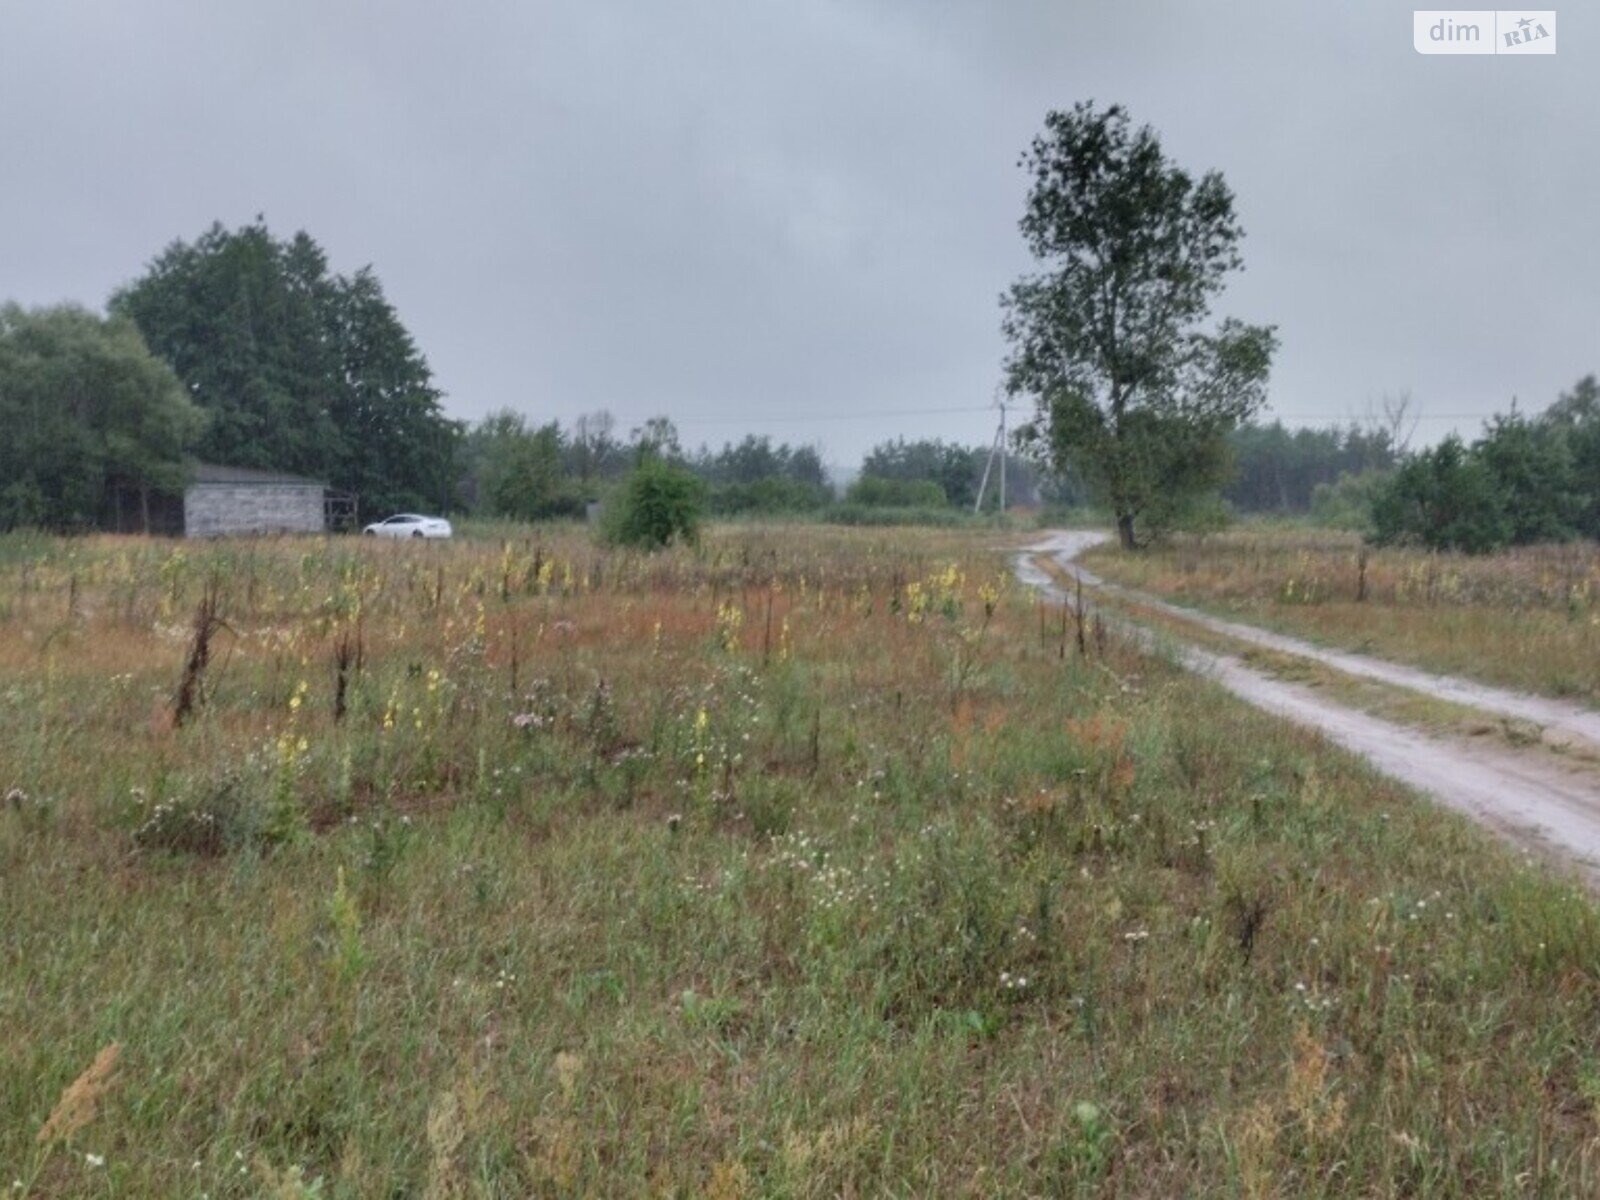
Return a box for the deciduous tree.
[112,220,459,516]
[1003,103,1276,547]
[0,304,203,531]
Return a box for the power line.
[614,404,995,429]
[1264,412,1509,424]
[645,405,1508,429]
[552,403,1517,439]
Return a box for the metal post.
[998,401,1007,514]
[974,421,1001,513]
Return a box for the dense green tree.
[629,416,684,465]
[0,304,203,531]
[462,411,584,521]
[1003,103,1276,547]
[1365,377,1600,553]
[600,458,704,548]
[1544,375,1600,538]
[1475,408,1576,544]
[860,439,981,508]
[1370,436,1510,553]
[111,220,459,516]
[322,268,461,514]
[689,436,832,514]
[693,436,826,487]
[566,410,624,482]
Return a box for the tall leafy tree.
[566,410,623,482]
[0,304,203,531]
[111,220,459,516]
[629,416,684,465]
[323,268,460,513]
[462,410,583,520]
[1003,103,1276,548]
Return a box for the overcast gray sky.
[3,2,1594,463]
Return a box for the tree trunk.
[1116,511,1137,550]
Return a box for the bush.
[706,477,832,516]
[845,475,948,508]
[131,772,265,856]
[1310,468,1390,533]
[599,459,704,549]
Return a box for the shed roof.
[189,463,328,488]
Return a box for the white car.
[363,513,453,539]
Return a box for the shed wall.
[183,484,326,537]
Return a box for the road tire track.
[1018,531,1600,882]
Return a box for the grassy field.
[1082,526,1600,706]
[5,525,1600,1196]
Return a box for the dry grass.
[1083,526,1600,704]
[2,524,1600,1195]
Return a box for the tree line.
[1365,377,1600,553]
[1,220,460,531]
[7,165,1592,553]
[456,411,1061,524]
[1213,387,1600,555]
[0,215,1070,533]
[1223,422,1398,514]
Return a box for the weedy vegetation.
[4,525,1600,1195]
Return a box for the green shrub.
[599,459,704,549]
[1310,468,1390,533]
[706,477,832,516]
[131,771,265,856]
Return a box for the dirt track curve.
[1018,531,1600,884]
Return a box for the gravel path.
[1018,531,1600,882]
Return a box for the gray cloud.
[2,1,1594,462]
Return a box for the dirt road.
[1018,531,1600,883]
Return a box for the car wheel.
[413,530,425,538]
[364,529,376,536]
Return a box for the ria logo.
[1502,13,1552,47]
[1413,10,1557,54]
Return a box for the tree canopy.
[1003,103,1276,547]
[460,411,585,521]
[0,304,203,531]
[1368,377,1600,552]
[111,220,460,516]
[1225,422,1396,513]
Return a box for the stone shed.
[182,464,329,538]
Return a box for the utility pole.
[998,398,1007,514]
[973,394,1009,515]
